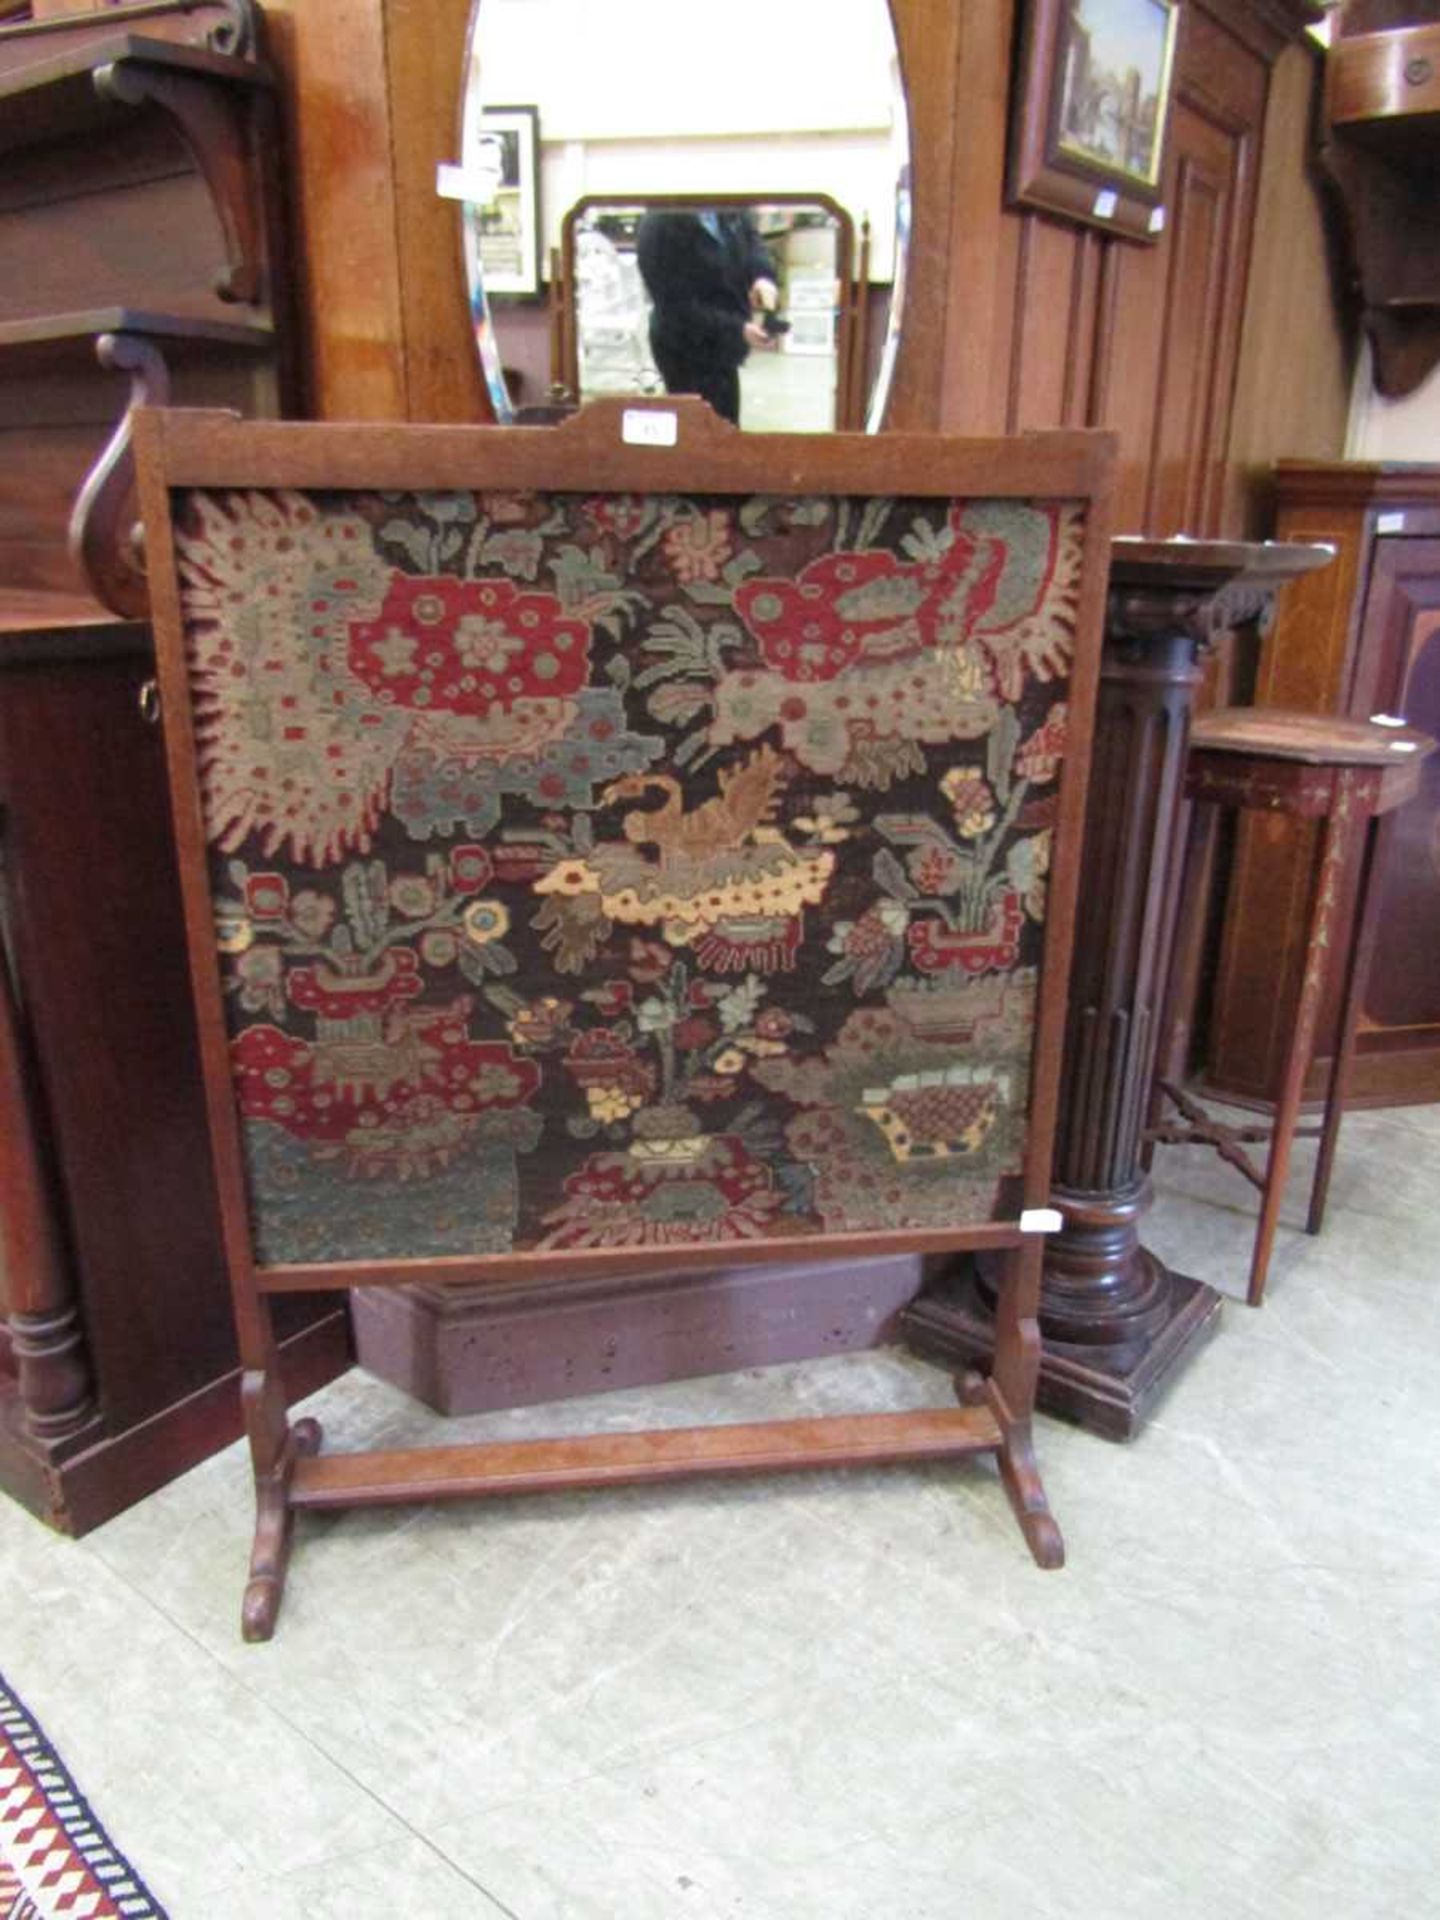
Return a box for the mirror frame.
[454,0,935,430]
[554,192,866,431]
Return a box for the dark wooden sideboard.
[1206,463,1440,1110]
[0,0,348,1533]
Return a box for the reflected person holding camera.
[635,206,785,426]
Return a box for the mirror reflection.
[565,196,856,430]
[458,0,908,431]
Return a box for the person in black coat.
[635,207,780,425]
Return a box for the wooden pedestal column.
[0,936,98,1464]
[905,540,1334,1439]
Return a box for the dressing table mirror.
[455,0,909,431]
[558,193,864,430]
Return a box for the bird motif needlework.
[173,484,1085,1262]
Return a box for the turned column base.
[903,1226,1224,1441]
[904,1265,1221,1441]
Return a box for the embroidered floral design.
[665,509,733,585]
[177,482,1085,1262]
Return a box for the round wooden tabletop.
[1190,707,1435,767]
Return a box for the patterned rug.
[1,1675,166,1920]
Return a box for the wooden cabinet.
[1206,463,1440,1107]
[0,0,347,1534]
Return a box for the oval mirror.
[454,0,909,433]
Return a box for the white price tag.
[1019,1208,1064,1235]
[1370,713,1407,728]
[622,408,678,448]
[435,161,480,202]
[1093,189,1118,220]
[1377,511,1407,533]
[1148,205,1166,234]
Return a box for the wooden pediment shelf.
[0,32,275,308]
[1321,21,1440,398]
[0,306,273,367]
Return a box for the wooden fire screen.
[134,399,1114,1637]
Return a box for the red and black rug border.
[1,1670,167,1920]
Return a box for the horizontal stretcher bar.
[289,1405,1005,1509]
[255,1222,1030,1292]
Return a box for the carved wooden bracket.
[93,55,265,304]
[1320,22,1440,399]
[0,0,257,56]
[67,332,172,619]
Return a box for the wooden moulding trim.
[1191,0,1325,64]
[1274,461,1440,508]
[133,402,1118,504]
[290,1406,1005,1510]
[258,1224,1028,1295]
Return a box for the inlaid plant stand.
[134,398,1114,1638]
[1146,707,1435,1305]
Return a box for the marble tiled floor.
[3,1107,1437,1919]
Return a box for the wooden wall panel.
[1225,41,1355,536]
[1144,109,1249,534]
[914,0,1343,540]
[1006,220,1093,434]
[261,0,408,420]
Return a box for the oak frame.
[134,397,1115,1639]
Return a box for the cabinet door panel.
[1348,540,1440,1044]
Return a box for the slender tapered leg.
[1307,812,1387,1237]
[1249,776,1361,1305]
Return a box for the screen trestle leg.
[240,1352,322,1643]
[233,1242,1062,1640]
[961,1241,1065,1569]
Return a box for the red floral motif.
[449,844,494,893]
[541,1134,788,1248]
[584,495,652,540]
[563,1028,656,1105]
[672,1015,719,1050]
[233,1002,539,1177]
[287,948,423,1018]
[907,893,1025,977]
[1015,706,1069,784]
[733,511,1010,683]
[347,573,590,715]
[581,980,635,1018]
[627,939,673,985]
[245,873,290,920]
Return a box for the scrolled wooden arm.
[66,332,172,619]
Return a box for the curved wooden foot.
[954,1371,1064,1569]
[241,1417,323,1643]
[995,1420,1066,1570]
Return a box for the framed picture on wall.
[1008,0,1180,243]
[467,104,542,298]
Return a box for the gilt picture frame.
[1009,0,1180,243]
